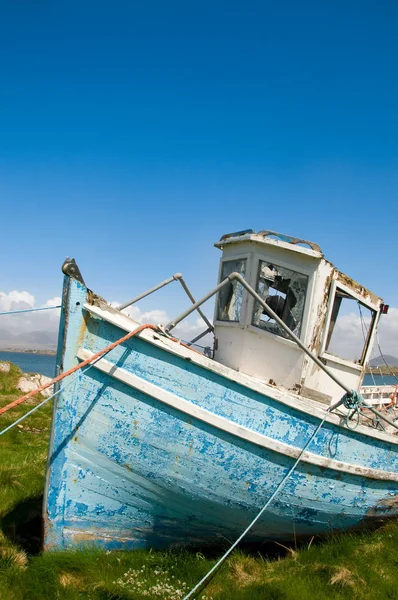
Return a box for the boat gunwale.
[82,300,398,447]
[77,347,398,482]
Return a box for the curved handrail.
[257,230,322,253]
[219,229,322,253]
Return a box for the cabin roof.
[214,229,323,259]
[214,228,382,307]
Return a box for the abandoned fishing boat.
[43,229,398,550]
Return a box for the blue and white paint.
[43,276,398,550]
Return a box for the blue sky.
[1,1,397,320]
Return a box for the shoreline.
[0,348,56,356]
[366,367,398,375]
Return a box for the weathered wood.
[43,276,398,551]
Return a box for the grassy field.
[1,362,398,599]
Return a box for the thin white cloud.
[118,304,213,348]
[0,290,35,311]
[41,296,62,310]
[0,291,61,349]
[375,307,398,357]
[328,308,398,361]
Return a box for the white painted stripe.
[77,348,398,482]
[83,302,398,446]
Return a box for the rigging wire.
[376,329,398,383]
[358,301,398,384]
[357,301,398,384]
[357,302,377,386]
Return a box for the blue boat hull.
[43,277,398,550]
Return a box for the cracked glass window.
[252,261,308,339]
[217,259,247,322]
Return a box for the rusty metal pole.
[166,272,398,432]
[117,274,182,311]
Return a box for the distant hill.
[369,355,398,367]
[0,328,57,350]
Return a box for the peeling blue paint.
[43,277,398,550]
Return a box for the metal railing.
[117,273,214,347]
[165,272,398,432]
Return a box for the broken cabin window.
[217,259,247,322]
[252,261,308,339]
[324,288,377,364]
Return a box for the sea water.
[362,374,397,386]
[0,351,56,377]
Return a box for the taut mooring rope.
[0,323,158,416]
[0,306,61,316]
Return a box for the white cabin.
[213,229,383,406]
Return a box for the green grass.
[1,361,398,599]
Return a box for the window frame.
[248,256,314,344]
[214,253,251,327]
[319,280,379,368]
